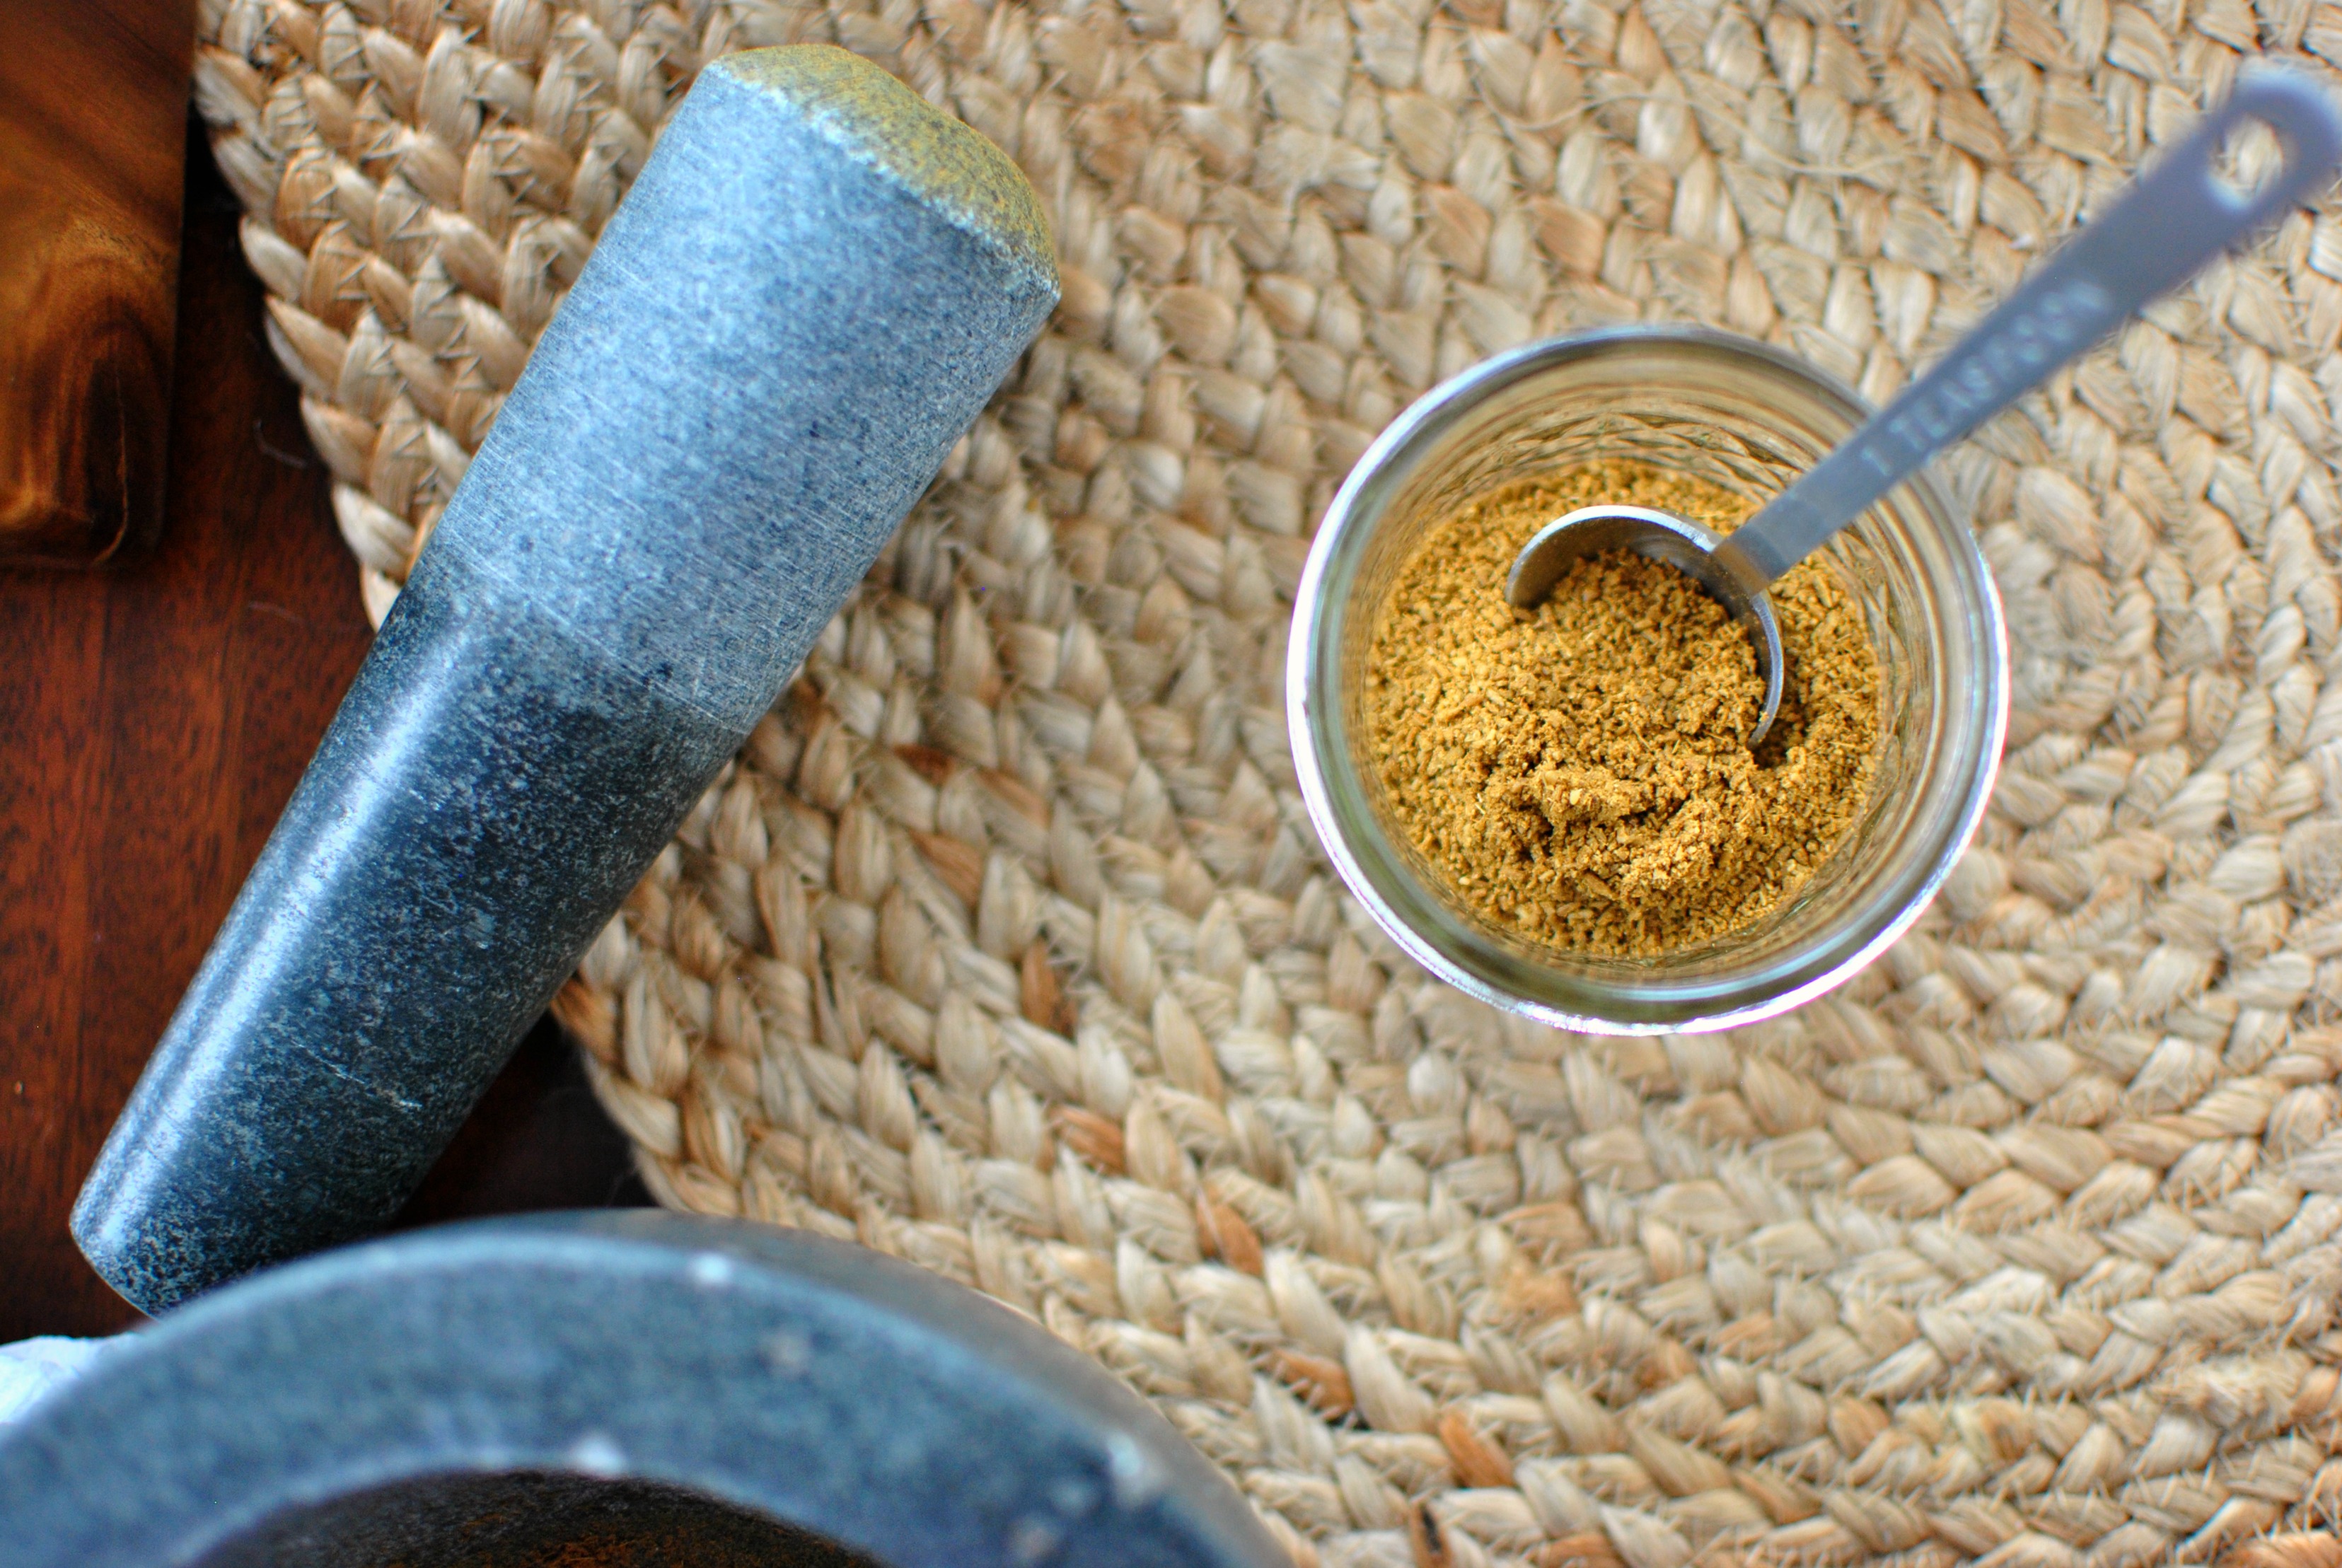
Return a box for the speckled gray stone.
[4,1212,1286,1568]
[73,46,1059,1314]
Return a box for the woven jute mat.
[195,0,2342,1562]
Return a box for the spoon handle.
[1715,66,2342,588]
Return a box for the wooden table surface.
[0,126,646,1342]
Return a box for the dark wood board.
[0,126,645,1341]
[0,0,195,566]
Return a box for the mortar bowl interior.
[0,1212,1284,1568]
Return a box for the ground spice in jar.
[1365,459,1881,957]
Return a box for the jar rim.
[1286,325,2011,1034]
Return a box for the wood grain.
[0,131,644,1341]
[0,0,194,565]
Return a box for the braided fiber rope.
[195,0,2342,1562]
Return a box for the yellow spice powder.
[1364,460,1882,957]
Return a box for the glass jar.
[1287,325,2009,1034]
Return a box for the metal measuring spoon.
[1508,66,2342,745]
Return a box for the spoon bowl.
[1506,504,1785,743]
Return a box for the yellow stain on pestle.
[716,45,1056,284]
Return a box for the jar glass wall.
[1287,326,2010,1033]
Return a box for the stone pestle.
[72,45,1059,1314]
